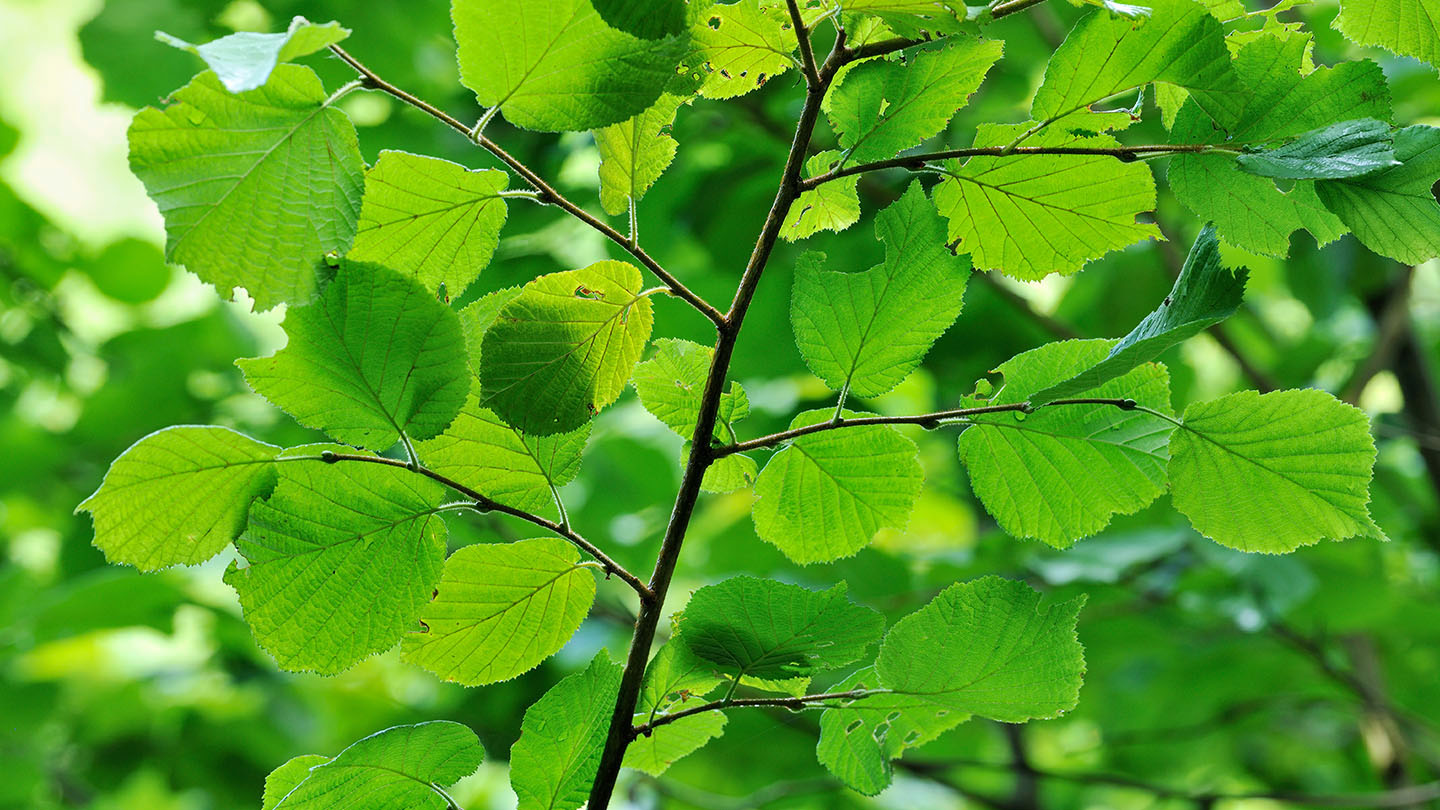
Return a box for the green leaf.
[826,39,1003,164]
[1237,119,1399,180]
[401,538,596,686]
[791,183,968,399]
[698,450,759,493]
[1030,225,1246,406]
[460,287,524,375]
[957,341,1175,547]
[1335,0,1440,66]
[632,338,749,440]
[1315,125,1440,265]
[1168,33,1391,256]
[78,426,279,571]
[417,390,589,519]
[261,755,328,810]
[1031,0,1243,130]
[690,0,794,99]
[596,93,685,217]
[224,453,448,674]
[479,261,655,435]
[269,722,483,810]
[816,667,966,796]
[1169,389,1380,553]
[839,0,967,36]
[593,0,691,38]
[876,576,1086,722]
[639,639,726,715]
[454,0,686,132]
[157,15,349,93]
[676,576,884,680]
[127,65,364,310]
[347,151,509,300]
[510,651,623,810]
[933,123,1160,280]
[237,260,468,452]
[753,410,924,563]
[781,151,862,241]
[623,712,727,776]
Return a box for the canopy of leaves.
[266,722,483,810]
[753,410,924,563]
[510,652,623,810]
[825,39,1003,164]
[79,426,279,571]
[1170,389,1381,552]
[677,577,885,680]
[479,261,655,435]
[958,341,1176,547]
[453,0,686,131]
[156,15,349,92]
[347,151,509,300]
[237,260,468,451]
[792,183,968,398]
[224,453,448,674]
[402,538,596,686]
[933,123,1160,280]
[127,65,363,311]
[1030,225,1246,405]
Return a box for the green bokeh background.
[3,1,1439,808]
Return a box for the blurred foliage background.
[2,0,1439,808]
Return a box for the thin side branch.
[716,397,1149,456]
[282,452,653,600]
[633,689,884,737]
[326,44,726,328]
[786,0,822,86]
[802,144,1228,189]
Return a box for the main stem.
[586,34,847,810]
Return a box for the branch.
[587,32,853,810]
[281,451,653,600]
[801,143,1226,189]
[785,0,821,87]
[325,44,726,328]
[716,397,1150,456]
[633,689,883,737]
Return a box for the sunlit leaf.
[347,151,509,300]
[402,538,596,686]
[238,260,468,452]
[79,426,279,571]
[128,65,363,310]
